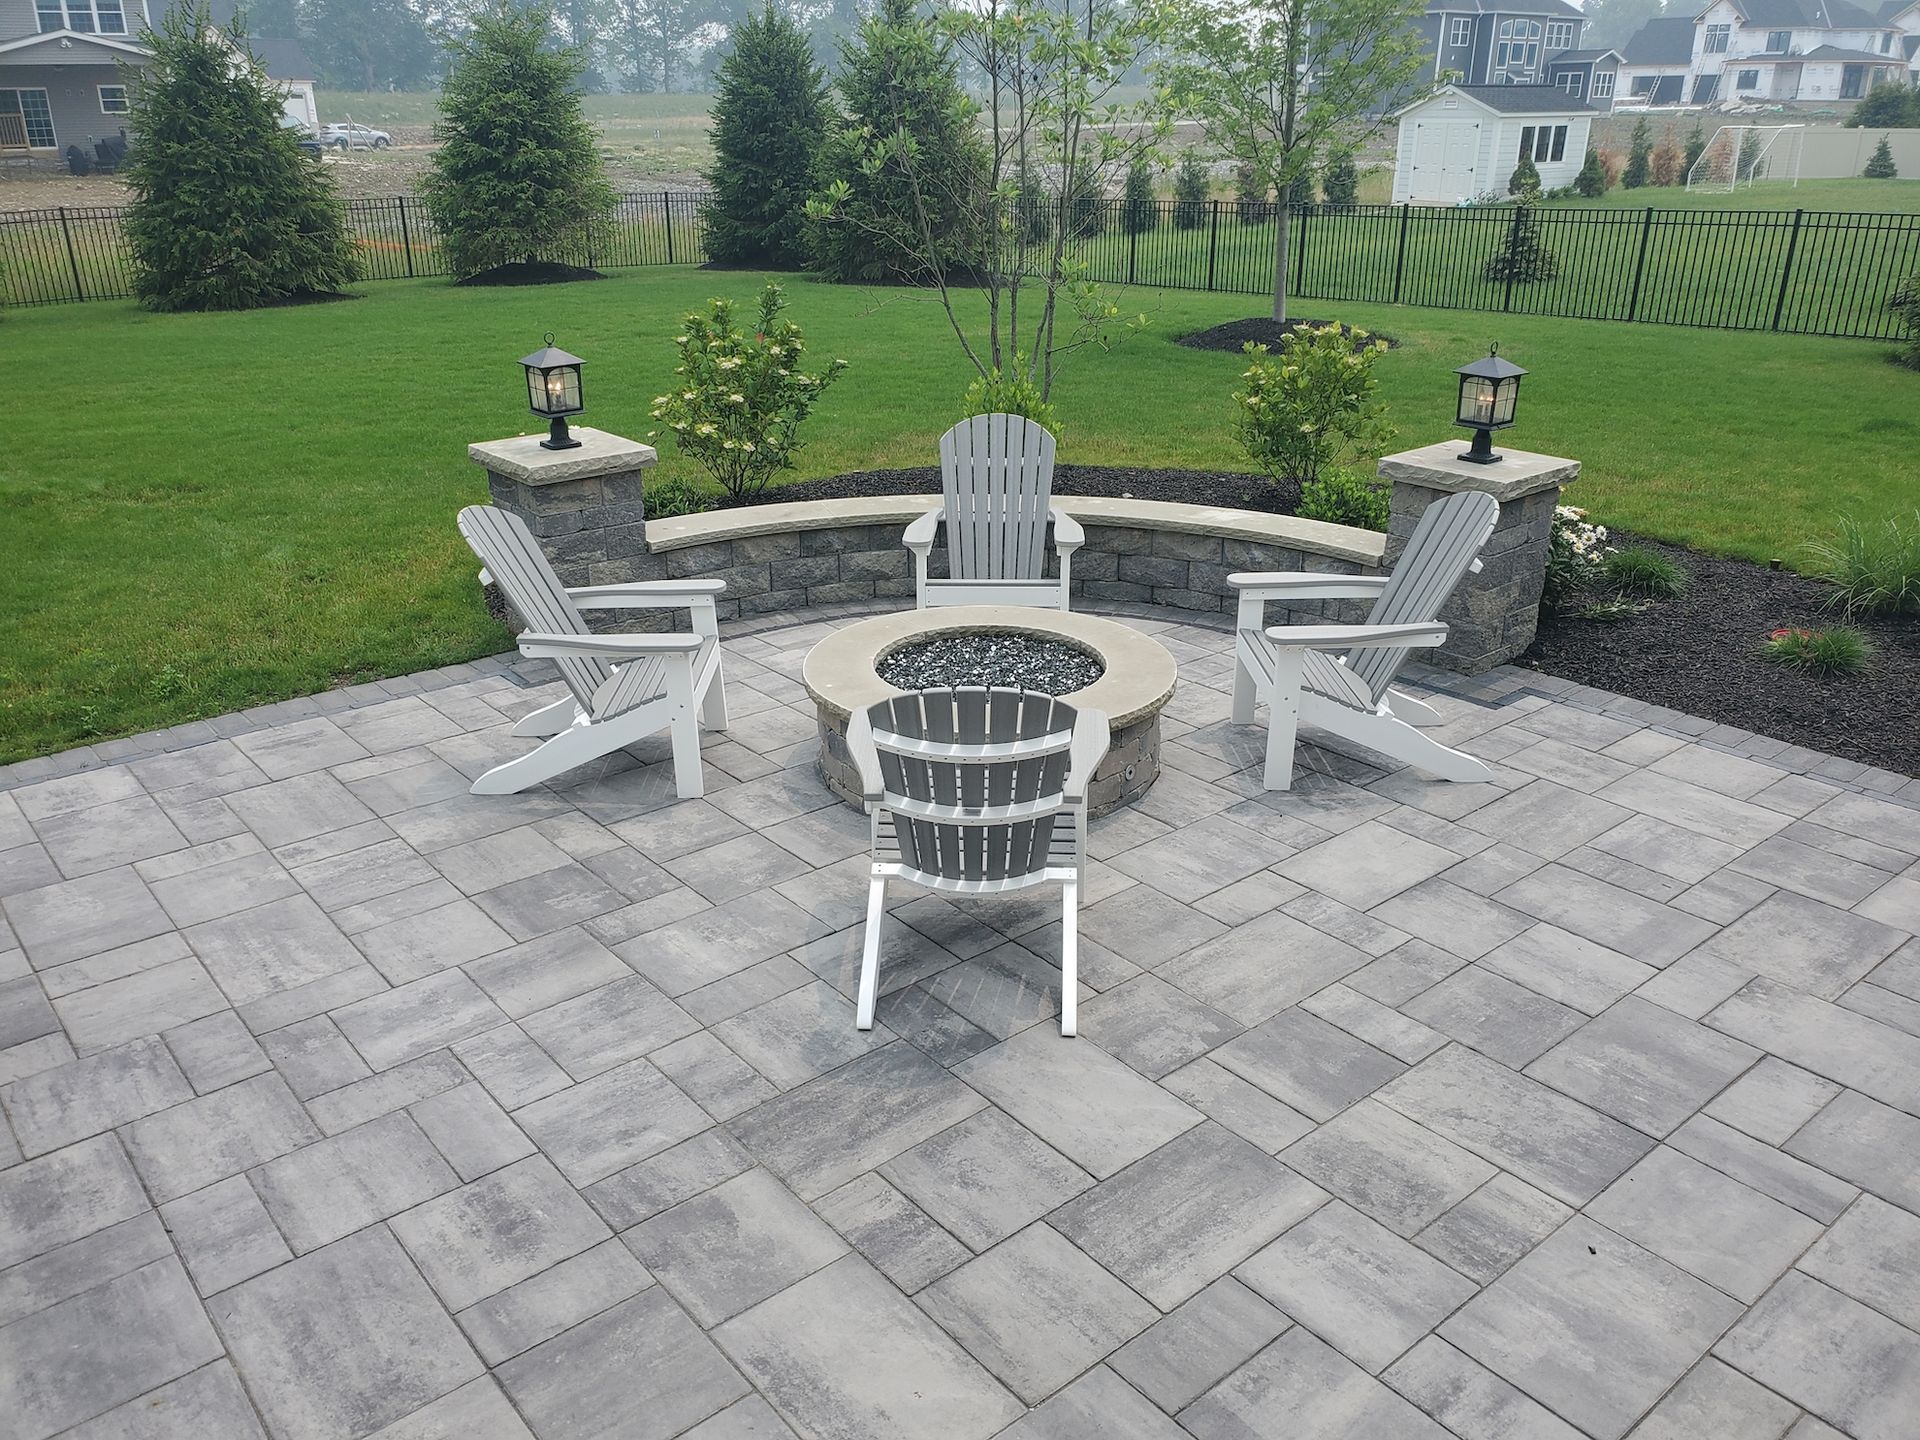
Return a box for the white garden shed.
[1391,85,1602,206]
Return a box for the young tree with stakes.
[1172,148,1209,228]
[424,2,615,281]
[808,0,1167,408]
[124,4,356,310]
[706,4,831,267]
[1153,0,1427,323]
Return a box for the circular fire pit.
[802,606,1180,818]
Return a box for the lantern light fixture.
[1453,343,1527,465]
[521,334,585,451]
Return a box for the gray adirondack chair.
[1230,490,1500,790]
[845,688,1109,1036]
[457,505,728,798]
[903,414,1084,609]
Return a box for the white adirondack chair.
[845,688,1109,1036]
[457,505,728,798]
[1230,490,1501,791]
[903,414,1084,610]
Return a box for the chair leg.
[471,721,614,796]
[856,877,887,1030]
[1059,878,1079,1038]
[669,709,704,800]
[1262,650,1305,791]
[511,695,579,739]
[1231,651,1258,726]
[1304,696,1496,785]
[1385,689,1443,727]
[700,652,729,730]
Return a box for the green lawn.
[1,268,1914,762]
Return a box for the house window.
[99,84,128,114]
[1631,75,1657,96]
[1496,19,1542,76]
[0,89,57,149]
[1592,70,1616,98]
[1736,68,1760,88]
[1882,32,1894,53]
[1767,30,1791,52]
[1556,70,1584,94]
[1450,16,1472,46]
[36,0,63,31]
[36,0,127,33]
[1704,24,1731,53]
[1546,21,1575,49]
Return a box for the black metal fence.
[5,189,1917,341]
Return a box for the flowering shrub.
[1232,328,1394,487]
[1542,505,1612,611]
[650,284,847,500]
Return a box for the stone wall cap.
[469,427,658,485]
[1377,440,1579,501]
[801,604,1180,728]
[648,492,1386,566]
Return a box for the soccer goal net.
[1686,124,1806,191]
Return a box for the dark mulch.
[455,261,605,287]
[1522,534,1918,775]
[744,464,1301,516]
[1176,317,1401,353]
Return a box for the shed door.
[1410,118,1481,202]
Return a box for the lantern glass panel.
[1459,376,1497,427]
[1491,378,1519,425]
[549,367,581,413]
[526,368,547,414]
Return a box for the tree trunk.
[1270,179,1292,324]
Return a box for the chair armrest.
[1049,509,1085,550]
[1229,572,1391,603]
[1262,621,1448,650]
[845,706,884,804]
[517,631,705,660]
[565,579,724,609]
[1061,707,1111,805]
[902,507,941,551]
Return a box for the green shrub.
[1015,161,1053,245]
[1508,152,1542,202]
[1296,470,1389,531]
[1683,124,1707,176]
[1543,505,1611,612]
[705,4,831,268]
[1321,153,1358,207]
[123,4,357,311]
[1172,150,1209,230]
[1065,166,1106,238]
[1232,328,1394,487]
[1761,626,1873,677]
[1234,163,1269,224]
[1846,82,1920,129]
[961,361,1058,432]
[1864,136,1899,180]
[1890,275,1920,369]
[1602,547,1688,598]
[1806,511,1920,615]
[1483,205,1558,284]
[643,474,713,519]
[649,284,847,501]
[1572,148,1607,199]
[1122,159,1158,234]
[1623,117,1652,189]
[423,3,614,281]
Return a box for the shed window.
[1549,125,1567,161]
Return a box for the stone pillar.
[1378,439,1579,675]
[467,427,667,589]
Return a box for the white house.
[1392,85,1602,205]
[1620,0,1909,107]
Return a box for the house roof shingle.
[245,36,314,82]
[1427,0,1585,16]
[1446,84,1605,113]
[1623,16,1698,64]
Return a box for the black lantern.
[1453,344,1527,465]
[521,335,585,451]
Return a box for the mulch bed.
[1176,318,1401,353]
[751,469,1916,775]
[1522,534,1918,775]
[454,261,604,287]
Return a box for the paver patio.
[2,600,1918,1440]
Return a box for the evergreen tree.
[423,2,614,280]
[809,0,986,283]
[1483,203,1558,284]
[1623,116,1652,188]
[1122,159,1157,234]
[1508,151,1542,201]
[1015,160,1053,244]
[1683,122,1707,177]
[1065,165,1106,238]
[1172,149,1209,229]
[1573,147,1607,198]
[1321,152,1358,206]
[1865,135,1899,179]
[123,5,355,311]
[705,4,829,267]
[1234,162,1268,224]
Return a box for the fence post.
[58,207,84,302]
[1206,200,1220,293]
[1770,208,1805,333]
[1294,202,1308,297]
[1393,203,1410,304]
[398,196,415,278]
[663,192,674,264]
[1625,206,1655,322]
[1127,213,1137,286]
[1501,206,1524,312]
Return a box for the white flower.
[727,393,745,404]
[651,395,670,406]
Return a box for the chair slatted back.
[869,689,1075,883]
[458,505,611,708]
[938,415,1059,583]
[1347,491,1500,702]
